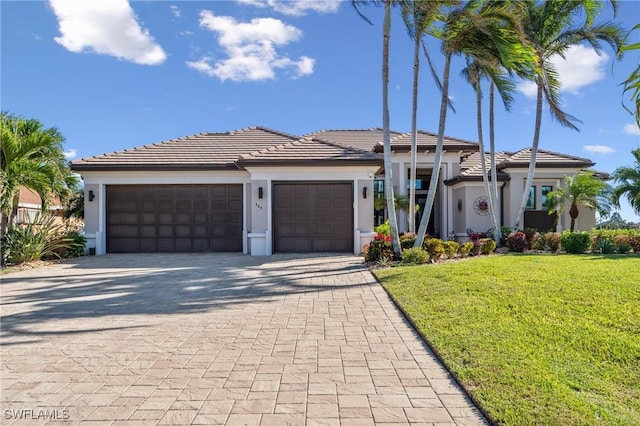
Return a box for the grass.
[375,254,640,426]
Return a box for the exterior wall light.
[88,190,95,202]
[362,187,368,199]
[258,187,263,199]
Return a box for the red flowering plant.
[468,232,488,242]
[366,233,393,262]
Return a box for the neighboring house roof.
[70,126,299,171]
[18,187,62,209]
[237,137,382,167]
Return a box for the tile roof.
[306,128,398,151]
[497,148,594,169]
[446,148,594,185]
[237,137,382,166]
[70,126,298,171]
[379,130,479,153]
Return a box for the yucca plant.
[1,213,81,265]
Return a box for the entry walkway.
[1,254,488,425]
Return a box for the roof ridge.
[251,125,300,140]
[310,136,381,155]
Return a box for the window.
[373,179,385,226]
[541,185,553,210]
[526,185,536,210]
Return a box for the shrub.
[500,226,513,245]
[469,231,488,242]
[365,233,393,262]
[423,238,445,261]
[561,231,591,254]
[506,231,528,252]
[375,220,390,236]
[458,242,474,257]
[401,247,429,264]
[545,232,562,252]
[523,229,538,247]
[2,214,71,265]
[613,234,633,254]
[400,232,416,250]
[442,241,459,259]
[530,232,545,251]
[593,237,616,254]
[480,238,496,255]
[64,231,87,258]
[629,235,640,252]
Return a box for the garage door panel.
[274,183,353,253]
[107,185,242,253]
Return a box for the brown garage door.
[273,182,353,253]
[107,185,242,253]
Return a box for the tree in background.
[546,171,611,232]
[1,112,79,235]
[611,148,640,216]
[620,23,640,126]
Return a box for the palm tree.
[546,171,611,232]
[0,112,79,235]
[513,0,624,230]
[401,0,455,233]
[461,1,537,245]
[353,0,408,257]
[611,148,640,216]
[415,1,531,247]
[620,23,640,126]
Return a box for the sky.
[2,0,639,221]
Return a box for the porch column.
[398,161,408,233]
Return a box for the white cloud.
[623,123,640,136]
[170,5,181,18]
[49,0,166,65]
[518,44,609,98]
[583,145,616,154]
[187,11,314,82]
[64,148,78,160]
[236,0,341,16]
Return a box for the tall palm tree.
[620,23,640,126]
[415,0,531,247]
[0,112,78,235]
[353,0,409,257]
[460,1,535,244]
[401,0,455,233]
[611,148,640,216]
[546,171,611,232]
[513,0,624,230]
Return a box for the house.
[14,187,64,224]
[70,127,596,255]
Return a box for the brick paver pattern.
[1,254,488,425]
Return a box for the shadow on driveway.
[0,253,369,344]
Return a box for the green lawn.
[375,254,640,426]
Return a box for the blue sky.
[2,0,639,220]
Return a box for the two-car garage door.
[107,185,242,253]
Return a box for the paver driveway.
[1,254,488,425]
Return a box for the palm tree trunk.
[516,76,543,230]
[382,0,401,257]
[475,80,499,244]
[409,31,420,234]
[489,82,502,245]
[415,51,451,247]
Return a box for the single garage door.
[273,182,353,253]
[107,184,242,253]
